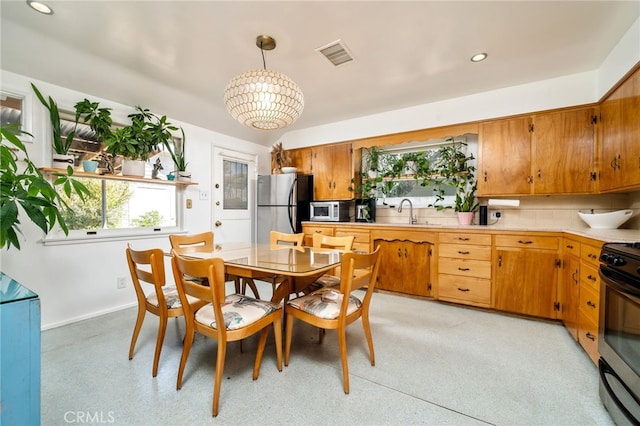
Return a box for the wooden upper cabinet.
[532,107,596,194]
[288,147,313,175]
[478,107,597,196]
[311,143,354,200]
[478,117,532,196]
[600,69,640,192]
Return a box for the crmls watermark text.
[64,411,115,424]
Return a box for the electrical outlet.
[199,190,209,201]
[117,276,127,289]
[490,211,502,220]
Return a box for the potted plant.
[163,127,189,181]
[428,143,479,224]
[0,124,90,250]
[74,98,112,173]
[104,106,175,177]
[31,83,76,168]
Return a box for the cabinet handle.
[397,248,402,258]
[587,300,596,309]
[566,244,573,249]
[498,255,502,267]
[458,250,470,255]
[457,237,470,241]
[585,332,595,341]
[457,287,470,292]
[611,157,617,169]
[587,274,597,282]
[588,253,597,259]
[404,248,408,258]
[483,171,488,182]
[458,267,470,271]
[537,169,542,179]
[518,240,533,245]
[527,176,533,184]
[572,271,578,283]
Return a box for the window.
[222,159,248,210]
[1,90,32,142]
[46,113,182,240]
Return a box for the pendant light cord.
[260,41,267,70]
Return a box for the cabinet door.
[289,147,313,174]
[561,252,580,340]
[312,143,353,200]
[404,241,431,297]
[478,117,532,196]
[600,70,640,191]
[374,240,405,293]
[494,248,559,318]
[532,108,596,194]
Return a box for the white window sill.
[42,228,187,246]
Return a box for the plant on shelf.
[31,83,77,167]
[0,124,90,250]
[428,142,479,223]
[163,127,189,180]
[74,98,113,142]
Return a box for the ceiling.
[1,1,639,146]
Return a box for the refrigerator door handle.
[288,178,296,232]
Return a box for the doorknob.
[215,220,222,227]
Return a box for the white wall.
[0,70,270,329]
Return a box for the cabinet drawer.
[352,242,371,253]
[438,258,491,279]
[494,235,559,250]
[438,233,492,245]
[562,239,580,256]
[581,243,602,266]
[579,282,599,323]
[304,226,334,236]
[578,312,599,364]
[580,263,600,290]
[335,229,370,244]
[438,275,491,306]
[439,243,491,261]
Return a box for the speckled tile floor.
[41,287,613,425]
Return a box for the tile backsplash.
[374,191,640,229]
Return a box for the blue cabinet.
[1,273,41,425]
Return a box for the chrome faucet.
[398,198,417,224]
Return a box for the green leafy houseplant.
[429,144,479,213]
[0,124,90,250]
[31,83,75,155]
[74,98,113,142]
[164,127,187,172]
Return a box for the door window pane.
[223,160,248,210]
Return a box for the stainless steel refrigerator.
[256,174,313,244]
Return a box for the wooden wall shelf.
[39,168,197,186]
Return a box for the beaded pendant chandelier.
[223,35,304,130]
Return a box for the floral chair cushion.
[195,294,280,331]
[147,286,198,309]
[313,274,340,288]
[287,287,362,320]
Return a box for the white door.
[212,148,256,243]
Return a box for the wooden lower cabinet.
[561,238,581,340]
[374,239,432,296]
[577,241,603,364]
[493,234,561,319]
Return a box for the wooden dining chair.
[171,251,283,417]
[284,247,381,394]
[309,233,355,288]
[126,244,204,377]
[169,232,260,298]
[241,231,305,298]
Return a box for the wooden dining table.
[179,242,343,302]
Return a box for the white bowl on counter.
[578,209,633,229]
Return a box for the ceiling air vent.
[315,39,354,66]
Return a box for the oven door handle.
[600,266,640,299]
[599,358,640,423]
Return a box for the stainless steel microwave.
[309,201,351,222]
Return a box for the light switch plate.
[186,199,192,209]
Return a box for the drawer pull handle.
[587,274,597,282]
[458,250,470,255]
[457,267,470,271]
[588,253,597,259]
[457,287,470,292]
[566,244,574,249]
[585,332,595,341]
[587,300,596,308]
[458,237,470,241]
[518,240,533,245]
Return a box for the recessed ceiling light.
[471,53,488,63]
[26,1,54,15]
